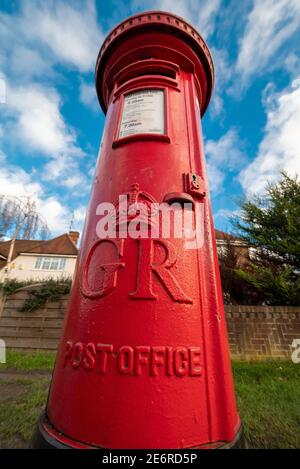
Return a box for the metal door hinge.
[185,173,206,198]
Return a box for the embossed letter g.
[81,239,124,299]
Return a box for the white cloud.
[42,158,75,184]
[64,175,85,189]
[36,197,70,234]
[209,48,232,117]
[0,150,87,235]
[0,150,42,199]
[205,129,245,194]
[236,0,300,87]
[6,84,80,157]
[284,52,300,77]
[2,83,87,187]
[0,73,6,104]
[74,206,87,223]
[195,0,221,39]
[0,150,67,233]
[0,1,99,235]
[0,1,103,76]
[239,78,300,195]
[23,0,102,72]
[215,208,240,220]
[0,1,100,190]
[9,46,53,80]
[79,81,99,112]
[66,206,87,235]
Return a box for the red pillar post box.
[31,11,244,449]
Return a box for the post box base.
[29,412,246,449]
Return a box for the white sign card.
[119,89,165,139]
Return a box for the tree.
[0,195,50,241]
[218,233,263,305]
[231,172,300,305]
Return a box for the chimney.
[69,231,79,246]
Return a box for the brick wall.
[0,289,299,358]
[226,305,300,359]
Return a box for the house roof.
[0,229,241,270]
[0,233,78,270]
[27,234,78,255]
[215,229,237,240]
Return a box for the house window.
[34,257,66,271]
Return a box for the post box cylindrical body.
[31,11,243,449]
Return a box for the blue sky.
[0,0,300,237]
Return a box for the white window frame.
[34,256,67,271]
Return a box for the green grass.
[2,350,56,370]
[0,351,55,448]
[232,361,300,448]
[0,352,299,448]
[0,376,50,448]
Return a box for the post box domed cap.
[95,10,214,116]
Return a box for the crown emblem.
[113,183,159,231]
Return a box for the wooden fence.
[0,288,300,359]
[0,288,66,351]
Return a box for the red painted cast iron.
[31,10,243,449]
